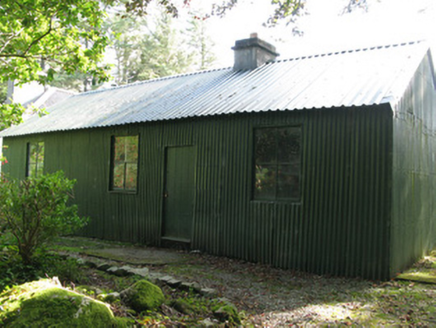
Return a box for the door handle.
[164,192,168,198]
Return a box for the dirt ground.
[56,237,436,327]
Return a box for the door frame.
[160,145,197,244]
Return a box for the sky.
[177,0,436,68]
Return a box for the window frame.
[26,141,45,178]
[109,134,139,193]
[251,125,302,203]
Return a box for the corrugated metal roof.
[1,41,431,137]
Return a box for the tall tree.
[106,9,195,83]
[135,10,193,81]
[105,13,143,85]
[186,12,216,71]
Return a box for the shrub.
[0,171,88,264]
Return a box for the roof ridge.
[268,39,427,65]
[76,66,233,97]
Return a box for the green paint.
[163,146,195,241]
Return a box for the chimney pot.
[232,33,279,71]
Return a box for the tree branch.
[23,18,53,56]
[0,28,25,54]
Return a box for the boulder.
[200,287,218,298]
[98,292,121,304]
[213,301,241,325]
[120,280,165,313]
[126,266,149,277]
[96,262,112,271]
[0,279,126,328]
[107,266,132,277]
[179,281,201,292]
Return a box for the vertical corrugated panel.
[192,119,223,254]
[3,106,395,279]
[391,52,436,276]
[297,107,392,279]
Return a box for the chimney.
[232,33,279,71]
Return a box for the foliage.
[49,71,89,93]
[0,0,110,128]
[105,7,216,85]
[0,103,26,130]
[211,0,305,25]
[0,0,109,86]
[0,81,7,103]
[0,250,86,292]
[185,11,216,71]
[104,13,144,85]
[137,10,194,80]
[342,0,370,14]
[0,171,88,264]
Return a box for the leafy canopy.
[0,0,109,86]
[0,0,110,129]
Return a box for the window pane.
[255,128,276,163]
[113,164,125,189]
[278,128,300,163]
[28,142,44,177]
[125,164,137,190]
[277,165,300,199]
[29,144,38,164]
[289,175,300,199]
[36,142,44,174]
[28,164,37,177]
[254,164,276,199]
[114,137,126,162]
[111,135,138,191]
[36,164,44,177]
[125,136,138,162]
[253,126,301,201]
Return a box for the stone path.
[64,252,219,298]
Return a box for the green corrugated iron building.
[2,36,436,280]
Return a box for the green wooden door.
[162,146,195,242]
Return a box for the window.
[110,135,139,191]
[27,142,44,177]
[253,127,301,201]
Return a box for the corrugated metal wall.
[391,51,436,275]
[3,106,393,279]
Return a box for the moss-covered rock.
[0,279,125,328]
[120,279,164,313]
[212,301,241,325]
[98,292,121,304]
